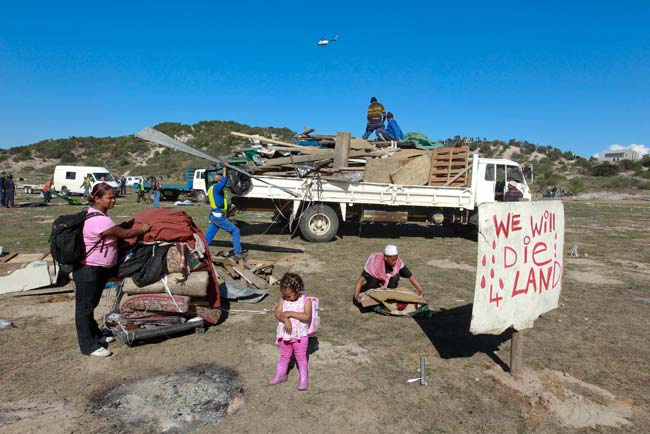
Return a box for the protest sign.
[470,201,564,335]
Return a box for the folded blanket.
[120,294,190,318]
[122,271,209,297]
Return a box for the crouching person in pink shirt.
[73,183,151,357]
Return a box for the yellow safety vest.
[207,184,227,212]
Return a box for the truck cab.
[474,158,531,204]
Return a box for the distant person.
[81,174,92,198]
[42,177,54,204]
[120,176,127,196]
[362,97,388,140]
[504,180,523,202]
[152,176,162,208]
[353,244,425,304]
[136,179,147,204]
[4,174,15,208]
[205,168,244,259]
[0,171,6,207]
[385,112,404,141]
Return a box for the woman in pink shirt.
[74,183,151,357]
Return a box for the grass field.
[0,190,648,433]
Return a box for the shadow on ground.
[414,303,512,371]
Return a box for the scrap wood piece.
[0,252,18,263]
[263,150,371,167]
[4,252,50,264]
[231,131,320,153]
[390,154,432,186]
[232,265,268,289]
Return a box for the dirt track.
[0,198,649,433]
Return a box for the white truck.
[213,155,531,242]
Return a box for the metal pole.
[420,356,427,385]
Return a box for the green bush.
[590,163,619,177]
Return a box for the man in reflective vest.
[205,168,243,258]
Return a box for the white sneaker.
[103,336,116,343]
[90,347,112,357]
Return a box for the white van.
[125,176,144,187]
[53,165,119,196]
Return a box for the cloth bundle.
[359,287,428,316]
[122,271,209,297]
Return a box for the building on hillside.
[600,149,640,162]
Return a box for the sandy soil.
[1,200,649,433]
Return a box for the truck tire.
[299,204,339,242]
[61,186,69,196]
[24,186,33,194]
[195,190,207,203]
[164,191,180,201]
[146,191,154,202]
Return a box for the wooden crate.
[429,146,470,186]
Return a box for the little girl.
[268,272,312,390]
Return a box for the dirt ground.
[0,192,649,433]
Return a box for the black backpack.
[49,210,103,269]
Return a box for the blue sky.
[1,1,648,157]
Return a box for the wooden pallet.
[429,146,470,186]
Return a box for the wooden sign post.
[510,329,524,376]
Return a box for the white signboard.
[470,201,564,335]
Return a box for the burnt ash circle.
[91,365,243,433]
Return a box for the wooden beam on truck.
[334,132,351,170]
[231,132,319,153]
[263,150,370,167]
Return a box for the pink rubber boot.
[297,366,309,391]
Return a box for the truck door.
[476,162,496,205]
[494,164,507,201]
[193,170,207,192]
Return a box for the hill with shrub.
[1,122,649,193]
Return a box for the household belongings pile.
[358,287,429,316]
[104,209,221,344]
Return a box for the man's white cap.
[508,180,518,187]
[384,245,398,256]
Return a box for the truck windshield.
[506,166,524,184]
[93,172,114,182]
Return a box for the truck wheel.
[61,186,69,196]
[25,187,32,194]
[195,190,207,203]
[165,192,180,201]
[146,191,154,202]
[299,204,339,242]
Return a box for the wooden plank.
[443,167,469,186]
[3,285,74,297]
[4,252,49,264]
[334,132,351,170]
[391,149,429,160]
[231,132,320,154]
[0,252,18,263]
[390,154,432,186]
[430,146,469,186]
[263,150,369,167]
[232,266,268,289]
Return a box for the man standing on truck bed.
[205,168,244,259]
[362,97,388,140]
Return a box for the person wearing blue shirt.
[205,168,243,258]
[385,112,404,141]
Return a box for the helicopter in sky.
[317,35,339,46]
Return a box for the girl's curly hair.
[280,272,304,293]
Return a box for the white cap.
[508,180,518,187]
[384,245,398,256]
